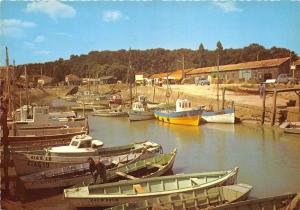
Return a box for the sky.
[1,1,300,65]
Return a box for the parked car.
[276,74,298,84]
[195,77,210,86]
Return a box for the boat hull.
[129,111,154,121]
[64,168,238,207]
[154,109,201,126]
[202,108,235,124]
[21,150,176,190]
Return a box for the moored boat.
[154,99,202,126]
[202,108,235,124]
[12,140,162,176]
[211,193,297,210]
[64,167,238,207]
[106,183,252,210]
[93,107,128,117]
[129,102,154,121]
[20,149,176,190]
[280,122,300,135]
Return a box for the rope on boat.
[286,193,300,210]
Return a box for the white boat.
[92,106,128,117]
[12,140,162,176]
[202,108,235,124]
[280,121,300,135]
[129,102,154,121]
[64,167,239,207]
[20,149,176,190]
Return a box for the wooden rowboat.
[202,108,235,124]
[106,183,252,210]
[64,167,238,207]
[211,193,298,210]
[93,110,128,117]
[280,122,300,135]
[12,141,161,176]
[20,149,177,190]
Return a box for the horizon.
[1,1,300,65]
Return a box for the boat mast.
[128,48,133,107]
[5,47,11,117]
[217,52,220,111]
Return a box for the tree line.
[17,42,298,83]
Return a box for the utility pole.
[126,48,132,84]
[25,65,29,107]
[182,54,185,80]
[217,53,220,111]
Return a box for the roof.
[187,57,290,75]
[99,76,116,80]
[168,69,193,80]
[65,74,80,81]
[295,59,300,66]
[150,72,169,79]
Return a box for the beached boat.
[212,193,298,210]
[64,167,238,207]
[13,105,85,129]
[20,149,176,190]
[202,108,235,124]
[154,99,202,126]
[106,183,252,210]
[280,122,300,135]
[129,102,154,121]
[12,141,161,176]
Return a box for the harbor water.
[89,115,300,197]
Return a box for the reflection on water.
[89,115,300,197]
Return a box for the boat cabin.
[176,99,193,112]
[132,102,145,112]
[48,134,104,155]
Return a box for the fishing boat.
[280,122,300,135]
[106,183,252,210]
[129,102,154,121]
[12,141,161,176]
[212,193,298,210]
[64,167,238,207]
[93,107,128,117]
[202,108,235,124]
[154,99,202,126]
[20,149,176,190]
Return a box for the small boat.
[202,108,235,124]
[93,106,128,117]
[106,183,252,210]
[129,102,154,121]
[64,167,238,207]
[20,149,176,190]
[154,99,202,126]
[211,193,297,210]
[280,122,300,135]
[12,141,162,176]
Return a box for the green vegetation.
[17,43,298,83]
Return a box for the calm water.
[88,115,300,197]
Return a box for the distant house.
[37,75,53,86]
[186,57,290,83]
[150,72,169,85]
[294,59,300,79]
[99,76,117,84]
[65,74,81,85]
[135,72,150,85]
[167,69,193,84]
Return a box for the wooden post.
[1,97,10,197]
[271,90,278,126]
[129,82,133,107]
[152,85,156,103]
[222,88,226,110]
[261,91,267,125]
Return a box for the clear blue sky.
[1,1,300,65]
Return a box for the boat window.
[179,102,182,108]
[70,140,79,147]
[79,140,91,148]
[189,102,191,108]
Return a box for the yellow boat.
[154,99,202,126]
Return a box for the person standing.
[87,157,107,184]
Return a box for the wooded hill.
[17,43,298,83]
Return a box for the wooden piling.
[271,90,278,126]
[152,85,156,103]
[222,88,225,110]
[261,91,266,125]
[0,97,10,197]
